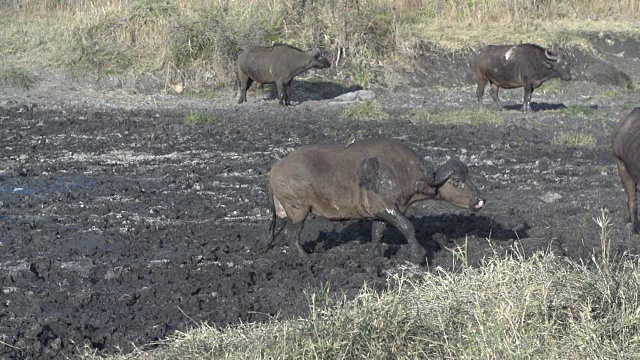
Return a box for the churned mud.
[1,39,640,358]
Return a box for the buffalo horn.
[420,159,436,185]
[545,49,561,61]
[432,159,468,186]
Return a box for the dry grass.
[84,247,640,360]
[1,0,639,90]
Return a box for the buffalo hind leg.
[489,83,502,110]
[476,76,487,106]
[370,220,387,256]
[377,208,426,265]
[285,220,309,261]
[238,73,253,104]
[616,159,639,234]
[264,216,288,250]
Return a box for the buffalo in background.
[237,44,331,105]
[475,43,572,112]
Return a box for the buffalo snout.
[314,55,331,69]
[472,198,485,211]
[555,59,572,81]
[436,176,485,212]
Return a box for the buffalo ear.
[312,48,321,58]
[415,179,436,196]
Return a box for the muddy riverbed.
[1,50,640,358]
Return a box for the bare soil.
[1,37,639,359]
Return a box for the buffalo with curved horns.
[265,138,485,265]
[475,43,572,112]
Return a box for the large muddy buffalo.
[237,44,331,105]
[475,43,572,112]
[266,138,485,265]
[612,107,640,234]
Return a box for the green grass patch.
[556,105,597,118]
[405,107,503,126]
[552,131,596,147]
[341,101,389,121]
[0,64,35,89]
[600,89,619,98]
[623,103,639,110]
[184,111,217,124]
[539,79,560,95]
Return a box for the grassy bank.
[86,213,640,359]
[1,0,639,91]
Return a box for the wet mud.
[1,75,639,358]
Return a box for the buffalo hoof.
[369,243,384,257]
[410,247,428,266]
[625,222,640,235]
[259,235,275,252]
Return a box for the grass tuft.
[556,105,597,118]
[341,101,389,121]
[552,131,597,147]
[405,107,503,125]
[128,0,176,20]
[539,79,560,95]
[0,64,35,89]
[184,111,217,124]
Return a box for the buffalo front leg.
[370,220,386,256]
[522,83,534,113]
[617,159,639,234]
[489,83,502,110]
[276,80,290,106]
[377,208,426,265]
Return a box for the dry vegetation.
[84,212,640,360]
[1,0,639,91]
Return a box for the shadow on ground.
[301,214,523,265]
[502,102,568,112]
[261,80,363,103]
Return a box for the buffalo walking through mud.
[266,138,485,265]
[475,43,572,112]
[237,44,331,105]
[612,107,640,234]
